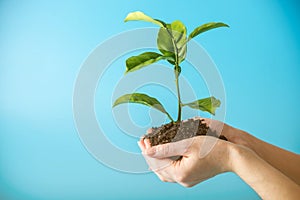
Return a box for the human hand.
[198,117,244,144]
[138,135,234,187]
[138,118,300,199]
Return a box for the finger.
[205,119,225,137]
[137,140,146,152]
[144,138,194,158]
[143,154,173,171]
[193,116,203,120]
[146,128,153,134]
[140,141,175,172]
[155,160,177,182]
[200,117,210,125]
[143,152,178,182]
[150,158,177,182]
[140,138,176,173]
[144,138,151,149]
[154,170,175,183]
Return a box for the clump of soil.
[144,118,227,146]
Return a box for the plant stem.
[175,64,182,122]
[165,27,182,122]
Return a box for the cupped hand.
[138,134,233,187]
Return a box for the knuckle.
[163,144,170,155]
[155,173,168,182]
[175,174,188,183]
[180,182,193,188]
[161,178,168,182]
[158,175,168,182]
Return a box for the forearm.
[224,126,300,185]
[229,144,300,199]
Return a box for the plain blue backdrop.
[0,0,299,199]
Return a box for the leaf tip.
[124,11,135,22]
[124,13,131,22]
[223,23,230,28]
[217,22,230,28]
[124,11,145,22]
[112,100,118,108]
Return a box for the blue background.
[0,0,299,199]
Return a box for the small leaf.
[183,97,221,115]
[157,21,187,64]
[113,93,174,121]
[157,24,175,61]
[188,22,229,41]
[124,11,166,27]
[125,52,164,73]
[170,20,187,63]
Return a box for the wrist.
[227,142,255,173]
[217,140,239,173]
[223,125,252,149]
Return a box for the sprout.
[113,11,229,123]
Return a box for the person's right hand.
[138,135,234,187]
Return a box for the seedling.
[113,11,229,145]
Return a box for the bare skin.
[204,118,300,185]
[137,118,300,199]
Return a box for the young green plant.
[113,11,229,123]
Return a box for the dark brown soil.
[144,118,227,146]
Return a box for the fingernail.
[144,139,151,149]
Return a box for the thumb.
[144,138,194,158]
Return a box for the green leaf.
[125,52,164,73]
[170,20,187,63]
[188,22,229,41]
[124,11,166,27]
[157,20,187,64]
[157,24,175,62]
[183,96,221,115]
[113,93,174,121]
